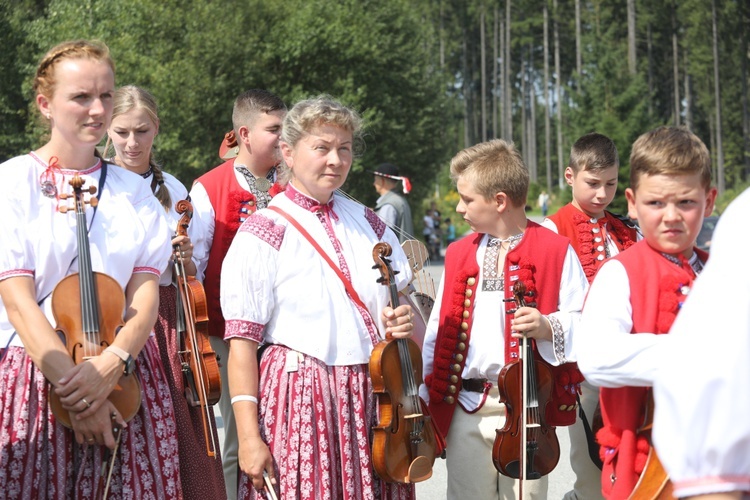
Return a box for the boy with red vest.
[421,139,588,499]
[576,126,717,499]
[190,89,286,500]
[543,133,640,500]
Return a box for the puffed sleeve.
[419,272,446,405]
[653,191,750,498]
[220,215,280,343]
[0,164,34,280]
[132,191,172,277]
[188,181,215,283]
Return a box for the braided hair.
[109,85,172,211]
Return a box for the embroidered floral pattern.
[241,213,286,250]
[365,208,386,239]
[240,345,413,500]
[224,319,265,343]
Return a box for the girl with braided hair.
[106,85,226,498]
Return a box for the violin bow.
[100,417,123,500]
[263,471,278,500]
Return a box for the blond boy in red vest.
[576,126,717,499]
[421,139,588,499]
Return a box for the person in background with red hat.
[373,162,414,243]
[190,89,286,500]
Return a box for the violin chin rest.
[406,456,433,483]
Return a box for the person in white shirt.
[222,95,416,499]
[653,187,750,500]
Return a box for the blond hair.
[450,139,529,207]
[278,95,363,185]
[109,85,171,211]
[629,126,712,191]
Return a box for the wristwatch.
[104,345,135,376]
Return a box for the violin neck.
[75,199,100,335]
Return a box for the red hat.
[219,130,239,160]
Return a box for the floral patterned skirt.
[0,338,182,499]
[239,344,414,500]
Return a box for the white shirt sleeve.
[575,259,665,388]
[188,181,215,283]
[537,244,587,365]
[652,190,750,497]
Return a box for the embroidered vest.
[425,222,581,437]
[196,160,258,338]
[596,240,708,499]
[549,203,638,283]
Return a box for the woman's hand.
[382,304,414,339]
[69,398,128,450]
[238,434,275,493]
[55,353,123,418]
[172,234,196,275]
[511,307,552,341]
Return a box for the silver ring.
[87,437,95,443]
[81,398,91,409]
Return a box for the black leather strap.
[461,378,489,393]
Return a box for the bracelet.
[230,395,259,405]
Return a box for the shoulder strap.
[267,205,370,313]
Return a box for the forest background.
[1,0,748,237]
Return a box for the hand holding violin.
[510,307,552,341]
[171,233,196,276]
[381,304,414,339]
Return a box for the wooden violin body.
[177,275,221,407]
[493,352,559,478]
[627,394,675,500]
[49,174,141,428]
[627,449,674,500]
[174,199,221,456]
[492,281,559,489]
[370,242,437,484]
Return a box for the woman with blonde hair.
[223,95,417,499]
[107,84,226,498]
[0,41,180,498]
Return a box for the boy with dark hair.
[421,139,588,499]
[190,89,287,500]
[543,132,640,500]
[576,126,717,499]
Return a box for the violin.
[627,393,675,499]
[369,242,438,483]
[173,199,221,457]
[493,280,559,497]
[49,174,142,428]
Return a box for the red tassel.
[401,177,412,194]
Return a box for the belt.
[461,378,489,393]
